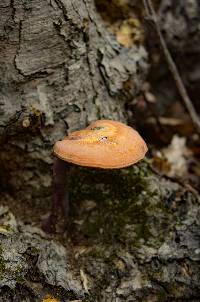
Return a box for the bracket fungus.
[43,120,147,233]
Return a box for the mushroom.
[42,120,147,233]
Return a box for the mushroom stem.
[42,157,70,233]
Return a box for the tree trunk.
[1,1,200,301]
[0,0,148,203]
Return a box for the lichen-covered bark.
[0,164,200,301]
[1,1,199,301]
[0,0,148,201]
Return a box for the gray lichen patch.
[0,221,83,298]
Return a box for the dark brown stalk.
[42,157,70,233]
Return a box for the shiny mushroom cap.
[54,120,148,169]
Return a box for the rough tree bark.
[0,168,200,301]
[0,0,148,202]
[0,1,200,301]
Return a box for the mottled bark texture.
[0,0,148,202]
[0,167,200,301]
[1,1,200,301]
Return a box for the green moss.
[69,159,168,248]
[1,225,12,231]
[28,246,40,254]
[84,294,104,302]
[156,288,168,301]
[0,224,13,236]
[0,245,6,279]
[14,265,25,283]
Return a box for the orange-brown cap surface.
[54,120,148,169]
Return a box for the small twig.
[150,164,200,203]
[143,0,200,134]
